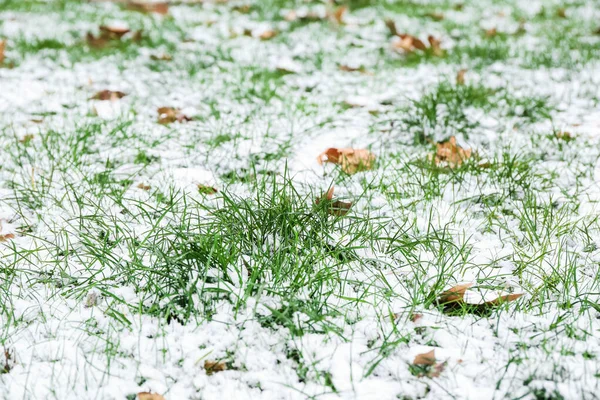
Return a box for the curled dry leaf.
[433,136,472,168]
[317,148,375,174]
[315,186,352,216]
[438,283,523,311]
[0,39,5,65]
[204,360,227,375]
[2,348,15,374]
[91,90,127,101]
[137,392,165,400]
[456,69,466,85]
[393,34,427,53]
[19,134,34,144]
[0,233,15,242]
[137,183,151,191]
[438,283,473,305]
[150,53,172,61]
[413,350,436,366]
[126,1,169,15]
[157,107,191,124]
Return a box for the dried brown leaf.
[428,35,444,56]
[384,19,398,36]
[425,11,444,21]
[433,136,472,168]
[438,283,473,305]
[485,27,497,37]
[429,361,447,378]
[150,53,172,61]
[137,183,151,191]
[0,39,5,65]
[483,293,523,306]
[99,25,130,39]
[338,65,371,75]
[204,360,227,375]
[86,32,109,48]
[137,392,165,400]
[19,134,34,144]
[413,350,436,366]
[259,30,278,40]
[329,5,347,24]
[410,313,423,323]
[91,90,127,101]
[127,1,169,15]
[157,107,191,124]
[456,69,466,85]
[315,186,352,216]
[317,148,375,174]
[0,233,15,242]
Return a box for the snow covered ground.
[1,0,600,399]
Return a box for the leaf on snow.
[204,360,227,375]
[456,69,467,85]
[259,30,278,40]
[438,283,473,305]
[317,148,376,174]
[413,350,436,366]
[432,136,472,168]
[328,5,347,24]
[0,233,15,242]
[91,90,127,101]
[137,392,165,400]
[157,107,191,124]
[315,186,352,216]
[0,39,5,65]
[137,183,151,191]
[126,1,169,15]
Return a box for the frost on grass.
[1,0,600,399]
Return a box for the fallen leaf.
[232,4,252,13]
[0,233,15,242]
[99,25,130,39]
[19,134,34,144]
[86,32,109,49]
[317,148,376,174]
[384,19,398,36]
[1,348,14,374]
[315,186,352,216]
[425,11,444,21]
[328,5,347,24]
[338,64,371,74]
[456,69,466,85]
[485,27,497,37]
[198,184,218,195]
[483,293,523,306]
[91,90,127,101]
[427,35,444,56]
[429,361,447,378]
[438,283,473,305]
[0,39,5,65]
[204,360,227,375]
[259,30,278,40]
[410,313,423,323]
[137,183,151,191]
[137,392,165,400]
[413,350,436,366]
[432,136,472,168]
[126,1,169,15]
[157,107,191,124]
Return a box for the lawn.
[1,0,600,399]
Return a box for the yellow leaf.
[204,360,227,375]
[433,136,472,168]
